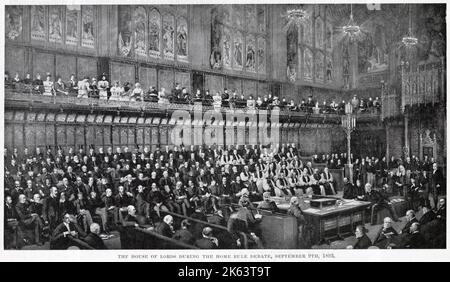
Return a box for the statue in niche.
[234,33,243,69]
[177,22,188,58]
[66,7,79,45]
[49,7,62,42]
[246,38,256,71]
[149,9,161,55]
[210,8,222,69]
[326,56,333,82]
[163,16,175,58]
[31,6,45,37]
[222,28,231,68]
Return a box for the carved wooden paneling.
[77,57,97,80]
[86,126,95,147]
[139,67,157,90]
[56,125,66,146]
[158,69,175,92]
[128,127,135,146]
[112,126,120,146]
[111,62,136,85]
[145,127,152,147]
[151,127,159,149]
[120,127,128,146]
[24,124,37,149]
[175,71,191,93]
[205,74,223,95]
[103,126,112,146]
[136,127,144,147]
[33,52,54,77]
[45,124,55,148]
[34,124,46,148]
[5,124,14,150]
[56,55,76,81]
[94,125,104,147]
[66,126,76,147]
[75,126,85,148]
[243,79,257,99]
[226,77,242,94]
[160,127,168,146]
[5,47,26,77]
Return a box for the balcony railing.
[4,87,380,122]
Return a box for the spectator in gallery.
[42,74,54,96]
[347,225,372,249]
[181,87,190,103]
[351,95,359,112]
[77,76,90,98]
[158,87,169,104]
[204,89,213,102]
[193,89,202,102]
[5,71,11,84]
[109,81,123,101]
[146,85,159,102]
[247,95,256,109]
[229,91,238,109]
[33,73,44,94]
[98,74,109,100]
[22,73,32,85]
[130,82,143,102]
[172,83,182,102]
[213,91,222,109]
[12,72,21,84]
[55,76,68,96]
[256,96,263,109]
[221,88,230,107]
[89,77,99,98]
[67,74,78,96]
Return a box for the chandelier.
[402,5,418,47]
[342,4,360,38]
[284,6,310,28]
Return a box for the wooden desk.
[302,200,371,244]
[254,197,371,245]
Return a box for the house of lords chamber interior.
[3,3,447,250]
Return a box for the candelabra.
[341,102,356,183]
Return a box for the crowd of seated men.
[4,142,348,249]
[348,199,446,249]
[5,72,381,114]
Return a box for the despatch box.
[310,198,337,209]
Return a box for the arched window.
[304,48,313,81]
[118,6,132,57]
[315,16,324,49]
[49,6,63,44]
[315,51,324,82]
[134,6,147,57]
[148,8,161,57]
[31,5,46,41]
[176,17,188,61]
[162,13,175,60]
[66,6,80,46]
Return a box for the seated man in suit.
[419,204,437,226]
[342,177,356,199]
[347,225,372,249]
[155,215,174,238]
[50,212,86,249]
[400,210,418,235]
[361,183,399,225]
[172,219,194,245]
[256,192,279,213]
[83,223,107,249]
[373,217,399,249]
[402,222,427,249]
[15,194,44,245]
[195,227,219,249]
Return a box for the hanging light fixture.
[402,5,418,47]
[283,5,310,28]
[342,4,361,38]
